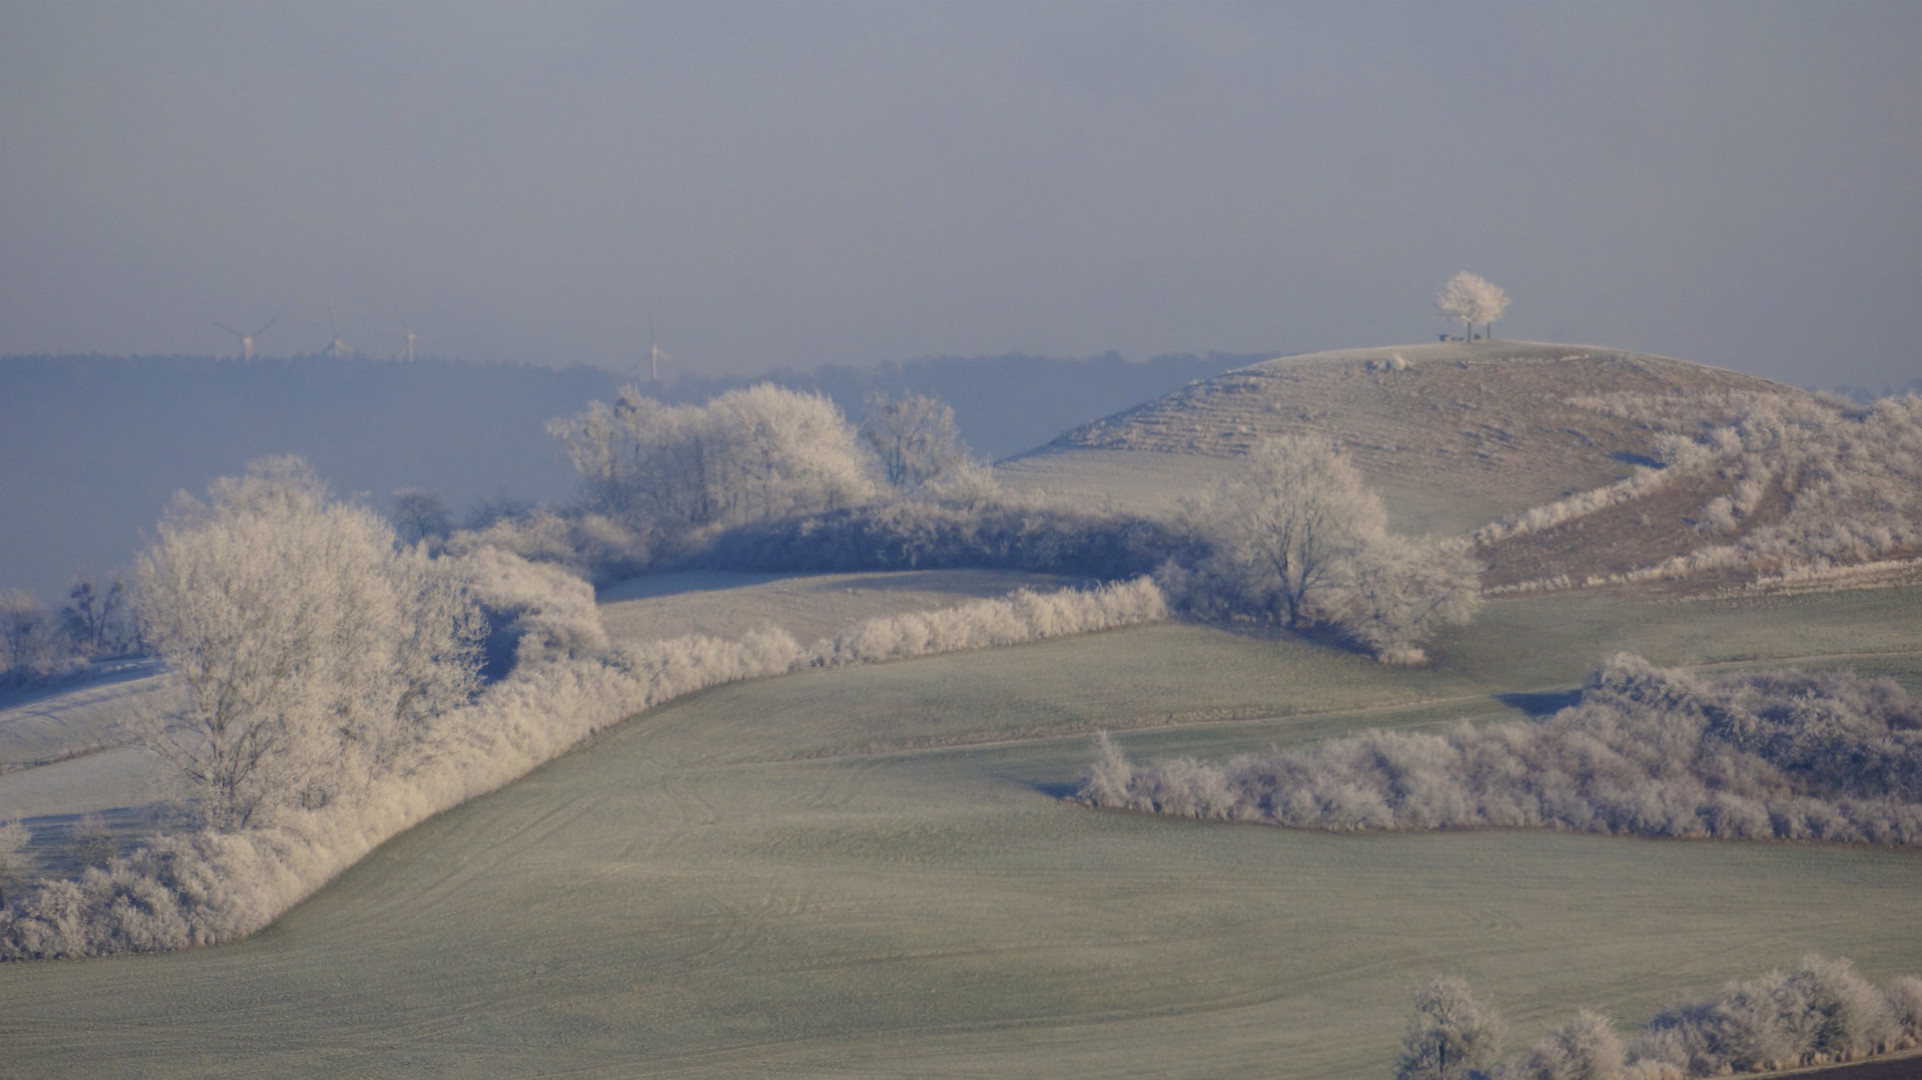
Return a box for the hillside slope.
[1004,341,1810,533]
[1001,341,1922,592]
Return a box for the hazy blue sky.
[3,2,1917,386]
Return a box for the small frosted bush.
[1503,1009,1624,1080]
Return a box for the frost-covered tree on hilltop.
[1437,271,1510,341]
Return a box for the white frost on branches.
[1437,271,1510,340]
[2,494,1168,959]
[133,457,485,832]
[547,383,879,531]
[1166,435,1481,663]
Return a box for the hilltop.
[1004,341,1804,526]
[999,341,1918,592]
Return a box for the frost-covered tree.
[66,814,115,870]
[0,591,82,685]
[1437,271,1510,341]
[392,488,452,546]
[1192,435,1388,630]
[549,383,878,531]
[1506,1010,1624,1080]
[1329,537,1483,665]
[61,576,138,657]
[1168,436,1480,659]
[135,457,484,831]
[1396,976,1506,1080]
[860,391,971,490]
[0,819,30,908]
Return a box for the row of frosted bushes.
[1624,955,1922,1077]
[701,499,1183,581]
[1481,392,1922,587]
[1080,654,1922,846]
[1405,955,1922,1080]
[439,490,1183,589]
[0,574,1166,960]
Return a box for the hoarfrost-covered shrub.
[68,814,116,870]
[860,390,972,491]
[1503,1010,1624,1080]
[1326,537,1483,665]
[0,820,30,907]
[549,383,879,532]
[1079,655,1922,846]
[1481,958,1920,1080]
[1079,733,1139,811]
[134,457,485,832]
[1630,955,1900,1075]
[705,498,1182,581]
[454,545,608,672]
[1512,390,1922,584]
[0,590,87,686]
[1,574,1162,961]
[444,510,653,586]
[1397,975,1506,1080]
[814,577,1166,667]
[1884,976,1922,1045]
[1166,436,1481,662]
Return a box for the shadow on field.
[1610,450,1663,469]
[1029,780,1081,800]
[0,657,162,713]
[1493,688,1582,717]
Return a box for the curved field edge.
[0,586,1917,1078]
[0,578,1167,960]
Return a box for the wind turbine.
[396,306,425,362]
[641,319,683,383]
[322,304,352,359]
[213,314,279,361]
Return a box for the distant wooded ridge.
[0,349,1266,600]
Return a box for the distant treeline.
[0,354,616,601]
[650,350,1272,461]
[0,350,1265,602]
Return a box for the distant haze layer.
[0,4,1917,389]
[0,351,1255,600]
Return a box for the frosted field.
[0,571,1067,857]
[598,568,1067,648]
[1,583,1918,1078]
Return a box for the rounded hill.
[1000,341,1812,534]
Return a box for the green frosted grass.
[1,584,1917,1078]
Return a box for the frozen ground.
[2,585,1918,1078]
[0,570,1065,874]
[597,568,1064,649]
